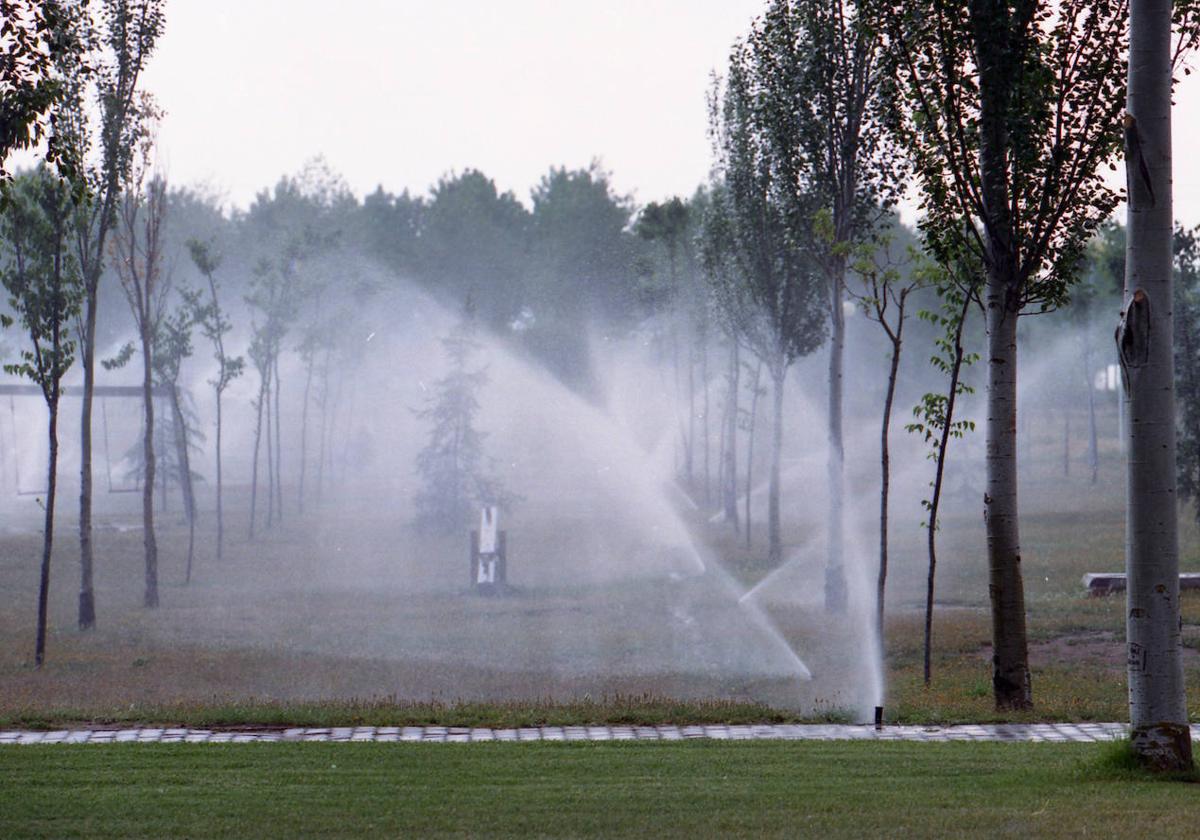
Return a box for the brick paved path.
[0,722,1159,745]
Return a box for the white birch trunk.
[1121,0,1193,771]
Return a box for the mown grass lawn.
[0,740,1195,838]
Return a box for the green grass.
[0,695,828,732]
[1,741,1196,838]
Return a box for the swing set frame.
[0,383,172,497]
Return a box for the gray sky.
[145,1,1200,225]
[144,0,763,210]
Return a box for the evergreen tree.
[414,304,510,533]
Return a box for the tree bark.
[299,351,314,515]
[249,376,266,539]
[215,384,224,561]
[984,287,1031,708]
[35,400,58,668]
[265,364,275,528]
[878,329,902,649]
[745,359,762,551]
[1063,411,1071,477]
[273,353,283,522]
[722,340,740,529]
[1122,0,1192,771]
[77,295,97,630]
[826,260,848,613]
[768,365,785,565]
[141,327,158,609]
[972,0,1032,710]
[1082,322,1100,484]
[170,386,195,583]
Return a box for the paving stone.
[0,721,1184,745]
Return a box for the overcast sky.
[144,1,1200,225]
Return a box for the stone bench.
[1083,573,1200,596]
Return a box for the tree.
[59,0,165,630]
[878,0,1148,710]
[186,238,242,563]
[1120,0,1194,772]
[240,163,341,530]
[526,163,638,389]
[413,302,511,533]
[846,231,930,645]
[744,0,901,611]
[0,0,88,189]
[1074,224,1127,483]
[906,276,977,686]
[152,291,202,582]
[636,197,701,488]
[703,55,828,565]
[418,170,528,332]
[0,168,84,666]
[111,160,170,609]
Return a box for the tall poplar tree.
[703,57,828,566]
[742,0,900,611]
[1120,0,1195,772]
[59,0,165,629]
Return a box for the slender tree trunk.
[826,261,847,612]
[273,353,283,521]
[1122,0,1192,771]
[768,364,785,565]
[77,296,97,630]
[316,347,331,505]
[141,330,158,609]
[249,377,266,540]
[1063,411,1071,477]
[159,440,168,512]
[878,332,902,649]
[215,385,224,562]
[1082,322,1100,484]
[984,285,1031,709]
[170,386,195,583]
[723,340,740,529]
[745,358,762,551]
[702,330,711,506]
[265,366,275,528]
[299,352,314,515]
[687,333,696,490]
[35,401,59,668]
[924,299,969,686]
